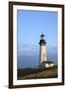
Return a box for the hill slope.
[17,65,57,80]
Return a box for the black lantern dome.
[39,33,46,46]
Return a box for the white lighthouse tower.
[39,34,46,64]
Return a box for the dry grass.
[17,65,58,80]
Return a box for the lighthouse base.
[39,61,55,68]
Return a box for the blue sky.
[17,10,58,54]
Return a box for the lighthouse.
[39,34,46,64]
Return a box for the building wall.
[45,63,54,68]
[40,45,46,63]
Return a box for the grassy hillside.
[17,65,57,80]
